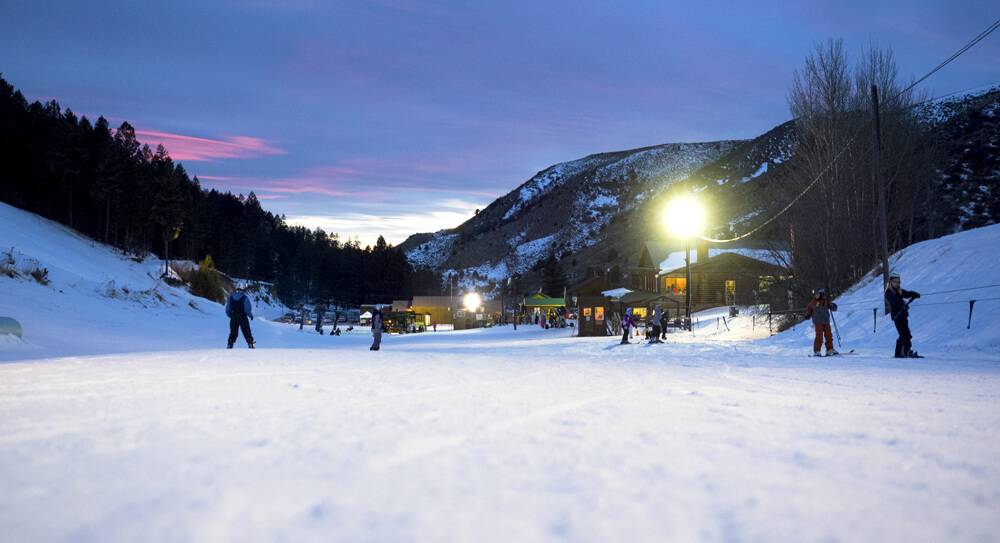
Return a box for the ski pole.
[830,308,842,348]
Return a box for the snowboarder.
[226,287,255,349]
[315,304,325,335]
[370,305,383,351]
[620,308,633,344]
[885,271,921,358]
[649,305,664,343]
[804,288,838,356]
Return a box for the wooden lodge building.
[569,240,789,337]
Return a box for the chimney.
[696,240,709,264]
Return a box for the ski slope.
[1,204,999,542]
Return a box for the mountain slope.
[403,87,999,293]
[0,202,289,360]
[402,140,742,285]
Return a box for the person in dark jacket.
[315,304,325,335]
[226,287,255,349]
[370,305,383,351]
[884,271,920,358]
[804,288,838,356]
[620,308,633,345]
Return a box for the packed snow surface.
[2,327,998,542]
[2,205,1000,542]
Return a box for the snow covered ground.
[2,205,999,542]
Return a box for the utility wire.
[700,17,1000,245]
[897,18,1000,98]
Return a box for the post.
[685,239,692,331]
[968,300,976,329]
[873,307,877,334]
[872,84,890,295]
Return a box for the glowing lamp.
[663,196,706,239]
[463,292,482,312]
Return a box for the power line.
[700,17,1000,245]
[896,18,1000,99]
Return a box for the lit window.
[663,277,687,294]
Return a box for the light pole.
[663,195,707,332]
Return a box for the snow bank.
[769,223,1000,355]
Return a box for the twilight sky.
[2,1,998,246]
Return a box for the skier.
[649,305,664,343]
[370,305,383,351]
[659,308,670,341]
[804,288,838,356]
[315,304,325,335]
[225,287,255,349]
[884,271,921,358]
[620,308,633,344]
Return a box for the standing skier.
[649,305,664,344]
[620,308,633,345]
[370,305,383,351]
[885,271,921,358]
[804,288,838,356]
[226,287,255,349]
[315,304,325,335]
[659,308,669,341]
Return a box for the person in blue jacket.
[226,287,255,349]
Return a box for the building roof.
[659,247,790,274]
[660,252,788,276]
[522,296,565,307]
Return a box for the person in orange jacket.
[805,288,838,357]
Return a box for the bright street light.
[661,195,706,332]
[663,195,706,239]
[463,292,482,312]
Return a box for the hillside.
[771,221,1000,353]
[0,202,288,360]
[400,140,743,287]
[403,87,999,294]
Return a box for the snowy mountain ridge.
[401,140,742,291]
[402,86,998,294]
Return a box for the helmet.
[889,271,901,280]
[813,288,825,297]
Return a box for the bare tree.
[780,39,931,300]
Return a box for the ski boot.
[227,343,233,349]
[813,352,823,357]
[248,340,256,349]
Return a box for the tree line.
[0,75,441,306]
[771,40,964,298]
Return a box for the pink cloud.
[134,129,285,162]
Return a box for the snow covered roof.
[359,311,372,319]
[659,248,790,274]
[601,288,632,300]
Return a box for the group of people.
[225,270,922,358]
[804,270,920,357]
[615,270,921,358]
[619,304,671,345]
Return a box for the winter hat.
[889,271,901,279]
